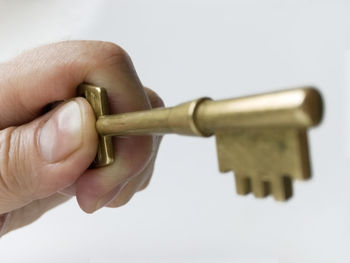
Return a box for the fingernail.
[39,101,82,163]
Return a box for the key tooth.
[251,176,270,198]
[270,175,293,201]
[215,128,313,201]
[294,129,311,180]
[234,174,251,195]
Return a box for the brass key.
[78,84,323,201]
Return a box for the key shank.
[96,87,322,137]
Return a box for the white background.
[0,0,349,262]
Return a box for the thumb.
[0,98,98,214]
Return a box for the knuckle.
[137,166,155,192]
[121,136,155,179]
[151,95,165,108]
[107,176,148,208]
[0,127,31,200]
[137,137,155,173]
[108,193,133,208]
[32,41,133,85]
[145,88,165,108]
[137,180,149,192]
[97,41,131,68]
[0,212,11,237]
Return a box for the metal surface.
[78,84,114,167]
[78,84,323,201]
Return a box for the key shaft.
[96,87,322,137]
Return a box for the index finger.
[0,40,150,127]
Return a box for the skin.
[0,41,164,236]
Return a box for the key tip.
[298,87,324,127]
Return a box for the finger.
[144,87,165,109]
[76,88,164,212]
[0,41,149,128]
[134,88,164,193]
[0,193,71,237]
[105,89,164,207]
[105,159,156,208]
[137,168,153,192]
[106,134,162,208]
[0,98,97,214]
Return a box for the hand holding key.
[0,40,323,237]
[0,41,163,236]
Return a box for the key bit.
[78,84,323,201]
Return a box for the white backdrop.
[0,1,349,262]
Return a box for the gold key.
[78,84,323,201]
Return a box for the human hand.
[0,41,164,236]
